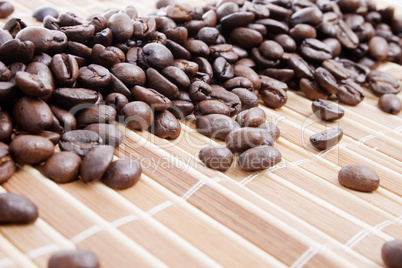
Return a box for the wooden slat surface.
[0,0,401,267]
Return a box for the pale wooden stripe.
[0,234,37,268]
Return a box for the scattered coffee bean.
[258,122,280,142]
[84,123,123,147]
[151,110,181,139]
[196,114,240,140]
[199,146,233,171]
[338,164,380,192]
[33,6,59,22]
[48,249,100,268]
[59,130,102,157]
[238,145,282,171]
[378,94,402,114]
[382,240,402,268]
[225,127,264,154]
[312,99,345,121]
[122,101,154,130]
[235,107,266,127]
[310,128,343,150]
[367,71,401,96]
[80,146,114,183]
[43,151,81,183]
[101,159,142,190]
[9,135,54,165]
[0,193,38,224]
[0,1,14,18]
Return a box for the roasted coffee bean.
[164,26,188,45]
[273,34,296,52]
[146,68,179,99]
[43,151,81,183]
[59,130,102,157]
[210,85,241,116]
[122,101,153,130]
[78,64,111,89]
[173,59,199,77]
[107,13,133,43]
[300,38,332,62]
[0,193,38,224]
[53,88,98,110]
[382,240,402,268]
[13,96,53,134]
[184,38,210,57]
[194,57,213,79]
[31,53,53,67]
[337,59,368,84]
[166,3,193,23]
[169,100,194,119]
[314,67,339,95]
[166,39,191,60]
[151,110,181,139]
[238,145,281,171]
[368,36,389,61]
[336,79,365,106]
[300,78,329,100]
[60,23,95,43]
[133,18,156,40]
[225,128,263,154]
[194,100,231,117]
[260,75,288,92]
[231,88,259,111]
[260,86,287,109]
[233,64,261,91]
[290,6,323,26]
[0,1,14,18]
[261,68,294,83]
[378,94,402,115]
[216,2,239,21]
[189,81,212,103]
[48,249,100,268]
[236,107,266,128]
[312,99,345,121]
[212,57,234,80]
[0,39,35,65]
[91,44,125,68]
[322,59,349,81]
[139,43,174,70]
[289,24,316,42]
[131,85,171,111]
[338,164,380,192]
[196,114,240,140]
[310,128,343,150]
[224,77,254,91]
[0,61,11,81]
[84,123,123,147]
[101,158,142,190]
[161,66,191,91]
[46,30,67,54]
[221,12,255,30]
[80,145,114,183]
[0,143,15,183]
[65,41,92,59]
[88,28,113,47]
[10,135,54,165]
[287,54,314,80]
[0,81,17,104]
[322,38,342,58]
[199,146,233,171]
[367,71,401,96]
[258,121,280,142]
[33,6,58,22]
[0,28,12,45]
[335,20,359,50]
[259,41,284,59]
[38,131,60,145]
[230,27,263,49]
[0,111,12,141]
[104,93,128,115]
[2,18,27,38]
[195,27,219,45]
[50,53,79,87]
[15,26,53,53]
[58,12,84,26]
[49,104,76,132]
[104,74,131,98]
[76,104,116,128]
[15,71,53,100]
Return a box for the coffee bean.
[78,64,111,89]
[0,39,35,65]
[238,145,282,171]
[0,142,15,183]
[107,13,133,43]
[368,36,389,61]
[212,57,234,80]
[33,6,58,22]
[101,159,142,190]
[53,88,99,110]
[139,43,174,70]
[194,100,231,117]
[199,146,233,171]
[76,104,116,128]
[122,101,154,130]
[195,27,219,45]
[84,123,123,148]
[336,79,365,106]
[0,111,12,141]
[0,61,11,81]
[260,86,287,109]
[378,94,402,115]
[273,34,297,52]
[224,77,254,91]
[50,53,79,87]
[312,99,345,121]
[300,38,332,62]
[146,68,179,99]
[382,240,402,268]
[59,130,102,157]
[289,24,316,42]
[314,67,339,95]
[49,104,77,132]
[337,59,369,84]
[169,100,194,119]
[0,1,14,18]
[196,114,240,140]
[290,6,323,26]
[236,107,266,127]
[48,249,99,268]
[231,88,259,111]
[161,66,191,91]
[338,164,380,192]
[230,27,263,49]
[43,151,81,183]
[0,193,38,224]
[173,59,199,77]
[39,131,61,145]
[15,26,53,54]
[287,54,314,80]
[10,135,54,165]
[261,68,294,82]
[131,85,171,112]
[367,71,401,96]
[310,128,343,150]
[321,59,349,81]
[258,122,280,142]
[80,146,114,183]
[233,64,261,91]
[151,110,181,139]
[104,93,128,115]
[15,71,53,101]
[225,127,264,154]
[300,78,329,100]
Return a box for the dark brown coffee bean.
[260,75,288,92]
[258,121,280,142]
[0,111,12,141]
[216,2,239,21]
[88,28,113,47]
[0,142,15,183]
[233,64,261,91]
[195,27,219,45]
[151,110,181,139]
[46,31,67,54]
[65,41,92,59]
[58,12,84,26]
[196,114,240,140]
[261,68,294,82]
[212,57,234,80]
[104,93,128,115]
[322,38,342,58]
[300,38,332,62]
[53,88,99,110]
[194,100,231,117]
[38,130,60,145]
[322,59,349,81]
[43,151,81,183]
[236,107,266,128]
[80,145,114,183]
[335,20,359,50]
[168,100,194,119]
[300,78,329,100]
[378,94,401,115]
[33,6,58,22]
[310,128,343,150]
[78,64,111,89]
[15,71,53,101]
[0,29,12,45]
[199,146,233,171]
[368,36,389,61]
[146,68,179,99]
[189,81,212,103]
[224,77,254,91]
[91,44,125,68]
[0,1,14,18]
[238,145,281,171]
[166,39,191,60]
[60,24,95,43]
[259,41,284,60]
[367,71,401,96]
[314,67,339,95]
[312,99,345,121]
[173,59,199,77]
[289,24,316,42]
[221,12,255,30]
[0,39,35,65]
[260,85,287,109]
[338,164,380,192]
[49,105,77,132]
[382,240,402,268]
[15,26,53,53]
[290,6,323,26]
[50,53,79,87]
[122,101,154,130]
[273,34,296,52]
[26,61,55,89]
[231,88,259,111]
[0,193,38,224]
[139,43,174,70]
[287,54,314,80]
[210,85,241,116]
[0,61,11,81]
[161,66,191,91]
[10,135,54,165]
[76,104,116,128]
[184,38,210,57]
[164,26,188,45]
[230,27,263,49]
[48,249,99,268]
[107,13,133,42]
[225,128,263,154]
[84,123,123,148]
[2,18,27,38]
[336,79,365,106]
[131,85,171,111]
[166,3,193,23]
[337,59,369,84]
[101,158,142,190]
[59,130,103,157]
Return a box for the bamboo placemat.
[1,0,402,267]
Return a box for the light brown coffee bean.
[43,151,81,183]
[199,146,234,171]
[0,193,38,224]
[338,164,380,192]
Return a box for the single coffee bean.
[188,81,212,103]
[335,20,359,50]
[166,39,191,60]
[33,6,58,22]
[368,36,389,61]
[312,99,345,121]
[131,85,171,112]
[310,128,343,150]
[194,57,213,79]
[91,44,125,68]
[107,13,133,42]
[260,87,287,109]
[210,85,241,116]
[290,6,323,26]
[15,71,53,101]
[300,38,332,62]
[15,26,53,53]
[233,64,261,91]
[196,114,240,140]
[138,43,174,70]
[224,77,254,91]
[53,87,98,110]
[49,105,77,132]
[80,146,114,183]
[42,151,81,183]
[0,142,15,183]
[0,61,11,81]
[10,135,54,165]
[367,71,401,96]
[0,39,35,65]
[168,100,194,119]
[161,66,191,91]
[337,59,369,84]
[164,26,188,45]
[273,34,297,52]
[195,27,219,45]
[338,164,380,192]
[110,63,146,87]
[287,54,314,80]
[48,249,100,268]
[38,130,61,145]
[322,59,349,81]
[84,123,123,148]
[300,78,329,100]
[261,68,294,82]
[101,158,142,190]
[378,94,402,115]
[76,104,117,128]
[231,88,259,111]
[382,240,402,268]
[194,100,231,117]
[236,107,266,127]
[199,146,234,171]
[238,145,282,171]
[314,67,339,95]
[229,27,263,49]
[336,79,365,106]
[59,130,102,157]
[225,127,264,154]
[146,68,179,99]
[258,121,280,142]
[50,53,79,87]
[104,93,128,115]
[212,57,234,80]
[78,64,111,89]
[173,59,199,77]
[0,1,14,18]
[122,101,154,130]
[0,111,12,141]
[150,110,181,139]
[289,24,316,42]
[221,12,255,30]
[0,193,38,224]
